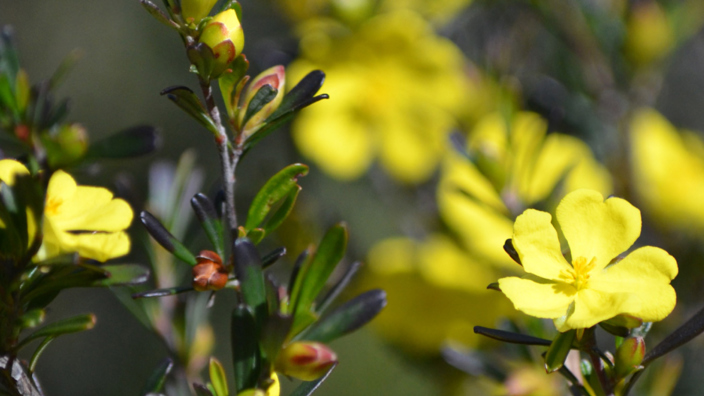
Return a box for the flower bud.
[192,250,229,291]
[614,336,645,379]
[238,65,285,138]
[274,342,337,381]
[44,123,88,168]
[198,9,245,70]
[181,0,218,22]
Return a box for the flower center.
[571,256,597,290]
[45,196,63,216]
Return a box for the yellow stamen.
[45,197,63,216]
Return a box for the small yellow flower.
[0,160,133,262]
[498,189,678,332]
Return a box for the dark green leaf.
[161,86,219,135]
[270,70,326,120]
[643,305,704,366]
[242,111,296,154]
[503,239,522,265]
[240,84,278,130]
[218,55,249,120]
[0,26,20,82]
[191,193,225,258]
[209,357,229,396]
[220,0,242,21]
[49,49,82,90]
[194,383,214,396]
[262,247,286,269]
[290,223,348,332]
[85,125,160,160]
[233,238,267,325]
[140,211,197,266]
[473,326,552,346]
[245,164,309,232]
[301,289,386,343]
[545,330,576,373]
[486,282,501,291]
[231,305,261,392]
[261,313,293,362]
[262,186,300,235]
[599,322,630,338]
[18,314,96,350]
[29,336,55,373]
[247,228,265,245]
[93,264,150,286]
[132,286,194,299]
[141,358,173,395]
[316,261,361,314]
[140,0,179,30]
[289,364,336,396]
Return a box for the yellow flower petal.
[587,246,677,322]
[512,209,572,280]
[0,159,29,185]
[556,189,641,270]
[498,276,575,318]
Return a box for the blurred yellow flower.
[288,11,472,183]
[499,189,677,332]
[0,160,133,262]
[630,108,704,234]
[625,2,674,66]
[439,111,612,267]
[362,235,511,354]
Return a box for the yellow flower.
[0,160,133,262]
[288,11,472,183]
[498,189,677,332]
[630,108,704,234]
[439,111,612,267]
[360,235,512,354]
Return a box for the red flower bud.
[614,336,645,379]
[274,342,337,381]
[192,250,229,291]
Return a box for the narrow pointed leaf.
[140,0,179,30]
[209,357,229,396]
[315,261,361,314]
[218,55,249,119]
[261,312,293,362]
[241,84,278,129]
[644,305,704,365]
[301,289,386,343]
[598,322,630,338]
[270,70,326,120]
[262,247,286,269]
[233,238,267,324]
[19,314,96,349]
[85,125,160,160]
[161,86,219,135]
[473,326,552,346]
[140,211,197,266]
[141,358,174,395]
[29,336,54,373]
[545,330,576,373]
[93,264,150,286]
[132,286,194,299]
[231,305,260,392]
[191,193,225,258]
[262,186,300,235]
[290,223,348,330]
[503,239,521,265]
[245,164,309,231]
[289,364,336,396]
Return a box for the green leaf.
[220,0,242,20]
[209,357,229,396]
[233,238,267,325]
[85,125,160,160]
[301,289,386,343]
[191,193,225,258]
[29,336,55,373]
[290,223,348,333]
[545,330,576,373]
[19,309,45,330]
[289,364,336,396]
[242,111,296,153]
[18,314,96,350]
[599,322,630,338]
[161,86,219,135]
[269,70,326,121]
[247,228,265,245]
[141,358,173,395]
[140,211,197,266]
[473,326,552,346]
[261,312,293,362]
[140,0,179,30]
[315,261,361,315]
[132,286,194,299]
[644,305,704,366]
[262,186,300,235]
[231,305,261,392]
[245,164,309,232]
[93,264,150,286]
[0,27,20,82]
[262,247,286,269]
[240,84,278,130]
[503,239,522,265]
